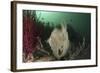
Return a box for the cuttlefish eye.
[58,49,62,55]
[58,46,63,55]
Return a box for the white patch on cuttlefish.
[47,22,70,59]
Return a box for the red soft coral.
[23,16,38,56]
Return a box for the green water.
[36,10,91,38]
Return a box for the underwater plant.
[23,10,46,62]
